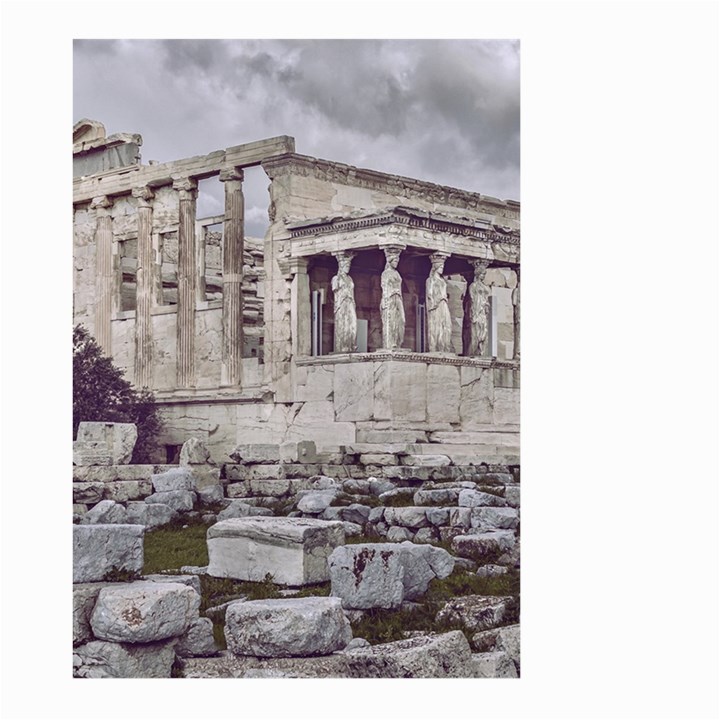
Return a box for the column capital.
[332,249,355,261]
[172,176,198,198]
[131,185,154,207]
[219,167,244,183]
[471,258,491,278]
[380,243,405,259]
[90,195,112,213]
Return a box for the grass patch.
[142,519,210,574]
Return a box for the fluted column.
[92,195,114,355]
[173,177,198,389]
[512,267,520,360]
[219,168,244,387]
[132,186,155,388]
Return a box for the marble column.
[173,177,198,389]
[380,246,405,349]
[426,252,453,353]
[463,259,491,357]
[131,186,155,388]
[219,168,245,387]
[512,267,520,360]
[290,258,311,358]
[331,251,357,353]
[91,195,114,356]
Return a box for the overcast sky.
[74,39,519,236]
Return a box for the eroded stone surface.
[224,597,351,657]
[180,437,212,465]
[76,422,138,465]
[80,499,127,525]
[217,500,273,521]
[145,489,196,512]
[452,531,516,561]
[73,524,144,583]
[151,467,196,493]
[435,595,513,632]
[176,617,217,658]
[125,501,177,528]
[74,639,176,678]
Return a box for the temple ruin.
[73,120,520,463]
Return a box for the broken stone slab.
[343,630,475,678]
[73,441,113,466]
[387,526,414,542]
[80,499,128,525]
[394,542,455,600]
[414,527,438,543]
[188,465,222,490]
[435,595,514,632]
[73,524,144,583]
[145,489,196,512]
[458,489,508,508]
[401,454,451,467]
[73,582,114,646]
[449,507,472,528]
[207,517,345,586]
[425,507,450,526]
[504,485,521,507]
[176,617,217,658]
[322,506,344,521]
[476,564,508,578]
[472,623,520,665]
[368,506,386,524]
[73,639,176,678]
[73,482,105,505]
[143,573,202,596]
[125,501,177,528]
[279,440,317,464]
[217,500,273,521]
[90,580,200,643]
[369,478,395,496]
[379,487,415,504]
[328,544,405,609]
[76,422,138,465]
[151,467,196,493]
[470,506,519,531]
[342,478,371,494]
[102,480,153,503]
[342,521,363,537]
[470,651,518,678]
[179,437,212,465]
[179,651,351,678]
[414,488,460,505]
[341,503,371,525]
[229,443,280,464]
[359,453,397,466]
[224,597,352,658]
[73,465,155,482]
[296,489,338,514]
[197,484,225,506]
[452,531,516,562]
[384,506,429,529]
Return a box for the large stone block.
[217,500,273,521]
[102,480,153,503]
[175,617,217,658]
[73,482,105,505]
[151,467,196,493]
[230,444,281,464]
[459,366,494,427]
[343,630,474,678]
[145,490,196,512]
[427,364,461,424]
[458,489,508,508]
[80,499,127,525]
[471,651,518,678]
[180,437,212,465]
[73,582,114,646]
[280,440,317,464]
[90,581,200,643]
[470,506,519,531]
[207,517,345,586]
[435,595,513,632]
[451,531,516,561]
[73,639,176,678]
[125,502,177,528]
[334,362,374,421]
[73,524,144,583]
[76,422,138,465]
[224,597,352,658]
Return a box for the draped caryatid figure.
[380,247,405,349]
[463,259,491,356]
[426,253,453,353]
[331,251,357,353]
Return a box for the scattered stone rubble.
[73,428,520,678]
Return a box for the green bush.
[73,324,163,463]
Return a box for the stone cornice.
[295,351,520,370]
[262,153,520,220]
[287,207,520,246]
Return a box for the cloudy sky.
[74,39,519,236]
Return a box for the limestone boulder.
[384,506,429,529]
[230,444,280,464]
[343,631,474,678]
[414,488,460,505]
[207,517,345,585]
[180,437,212,465]
[280,440,317,464]
[296,489,338,514]
[458,489,508,508]
[143,573,202,596]
[394,542,455,600]
[90,581,200,643]
[452,531,516,561]
[73,524,144,583]
[76,422,138,465]
[197,484,225,506]
[80,499,127,525]
[217,500,273,521]
[435,595,513,632]
[224,597,352,657]
[145,490,195,512]
[470,651,518,678]
[470,506,519,531]
[151,467,196,493]
[73,482,105,505]
[125,501,177,528]
[425,507,450,526]
[329,544,405,609]
[73,639,176,678]
[73,582,114,646]
[401,454,451,467]
[472,623,520,668]
[341,503,371,525]
[176,617,217,658]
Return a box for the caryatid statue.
[380,246,405,349]
[464,259,491,356]
[426,253,453,353]
[331,251,357,353]
[512,267,520,360]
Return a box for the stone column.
[219,168,245,387]
[289,258,311,358]
[132,186,155,388]
[380,245,405,350]
[463,259,491,357]
[92,195,114,356]
[426,252,453,353]
[173,177,198,389]
[512,267,520,360]
[331,251,357,353]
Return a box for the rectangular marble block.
[207,517,345,586]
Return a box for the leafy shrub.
[73,324,163,463]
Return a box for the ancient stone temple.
[73,120,520,463]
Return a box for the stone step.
[428,431,520,446]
